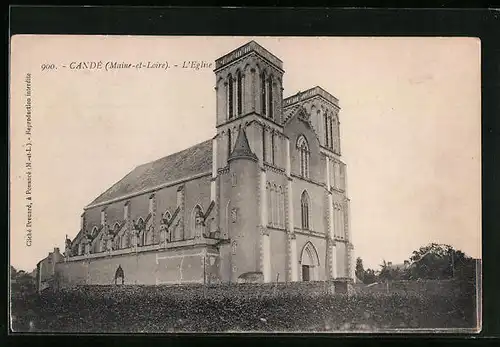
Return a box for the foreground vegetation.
[11,280,477,333]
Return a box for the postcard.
[9,35,482,333]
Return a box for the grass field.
[10,280,478,333]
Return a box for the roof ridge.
[87,138,213,206]
[139,138,212,168]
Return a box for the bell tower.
[214,41,286,170]
[213,41,287,283]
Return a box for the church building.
[55,41,354,286]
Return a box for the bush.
[11,281,477,333]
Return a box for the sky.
[10,36,481,271]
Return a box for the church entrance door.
[300,242,320,281]
[302,265,311,281]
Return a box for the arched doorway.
[300,242,320,281]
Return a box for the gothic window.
[297,135,310,178]
[268,75,274,120]
[262,127,266,162]
[272,184,278,226]
[113,222,120,237]
[339,163,345,191]
[228,129,232,156]
[98,235,104,253]
[301,191,310,230]
[278,186,284,228]
[333,116,340,153]
[237,70,243,116]
[271,131,275,164]
[324,112,329,147]
[225,200,231,238]
[228,74,234,119]
[340,206,345,239]
[333,204,337,238]
[135,217,144,245]
[261,71,267,116]
[91,226,98,238]
[334,162,340,189]
[191,205,204,239]
[267,183,272,226]
[231,172,237,187]
[120,233,127,249]
[329,118,334,150]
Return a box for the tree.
[378,260,393,282]
[378,260,407,282]
[363,268,377,284]
[408,243,473,280]
[11,265,36,295]
[355,257,365,282]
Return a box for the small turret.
[228,126,258,163]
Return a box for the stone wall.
[55,244,220,287]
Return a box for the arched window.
[228,74,234,119]
[98,234,104,253]
[91,226,98,239]
[261,71,267,116]
[225,199,231,237]
[339,163,345,191]
[134,217,144,245]
[227,129,232,156]
[271,131,275,164]
[334,162,340,189]
[297,135,310,178]
[324,111,329,147]
[340,206,345,239]
[112,223,120,248]
[333,116,340,153]
[331,117,336,150]
[120,233,127,249]
[268,75,274,120]
[272,184,278,226]
[278,186,284,228]
[262,127,266,162]
[237,70,243,115]
[190,205,204,239]
[266,183,272,226]
[301,191,310,230]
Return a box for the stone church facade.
[55,41,354,286]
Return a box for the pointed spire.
[228,125,258,162]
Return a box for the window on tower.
[227,129,232,157]
[268,75,273,120]
[324,112,329,148]
[297,135,310,178]
[334,116,341,154]
[330,117,335,151]
[228,74,234,119]
[271,131,275,164]
[237,71,243,116]
[262,127,266,162]
[261,72,267,116]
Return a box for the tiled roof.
[88,139,213,206]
